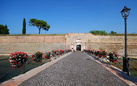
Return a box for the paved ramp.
[19,52,128,86]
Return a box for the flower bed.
[9,49,71,68]
[102,50,108,58]
[9,52,28,68]
[45,52,51,59]
[108,51,119,62]
[31,51,43,63]
[84,49,119,63]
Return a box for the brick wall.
[0,36,66,54]
[0,34,137,56]
[0,36,65,43]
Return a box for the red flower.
[15,52,19,55]
[44,54,45,58]
[117,54,119,56]
[9,52,28,68]
[25,56,28,58]
[113,61,117,63]
[99,55,102,58]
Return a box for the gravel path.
[19,51,129,86]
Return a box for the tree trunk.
[39,28,41,34]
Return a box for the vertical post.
[125,17,127,60]
[121,6,131,75]
[123,17,129,75]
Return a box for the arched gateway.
[65,33,93,51]
[76,45,81,51]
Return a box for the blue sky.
[0,0,137,34]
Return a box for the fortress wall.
[0,43,67,54]
[0,36,65,43]
[89,35,137,56]
[0,36,66,54]
[89,42,137,56]
[92,35,137,43]
[0,34,137,56]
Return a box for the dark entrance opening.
[76,45,81,51]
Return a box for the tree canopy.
[111,31,117,34]
[22,18,26,34]
[0,24,9,34]
[89,30,108,35]
[89,30,118,35]
[29,19,50,34]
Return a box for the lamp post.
[121,6,131,75]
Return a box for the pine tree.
[22,18,26,34]
[29,18,50,34]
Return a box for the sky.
[0,0,137,34]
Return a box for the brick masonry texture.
[0,36,66,54]
[0,36,65,43]
[0,43,66,54]
[0,33,137,55]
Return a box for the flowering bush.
[31,51,43,62]
[88,49,92,53]
[60,50,64,55]
[9,52,28,68]
[91,50,95,54]
[51,50,56,57]
[55,50,60,55]
[109,51,119,62]
[65,49,71,53]
[98,51,102,58]
[45,52,51,59]
[102,50,108,58]
[84,49,119,63]
[86,49,91,53]
[9,49,71,68]
[95,51,100,56]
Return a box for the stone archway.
[76,44,81,51]
[70,38,86,51]
[66,33,93,51]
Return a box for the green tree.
[29,19,50,34]
[44,24,50,31]
[22,18,26,34]
[89,30,108,35]
[4,25,7,34]
[111,31,114,34]
[111,31,117,34]
[4,25,9,34]
[0,24,9,34]
[0,24,5,34]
